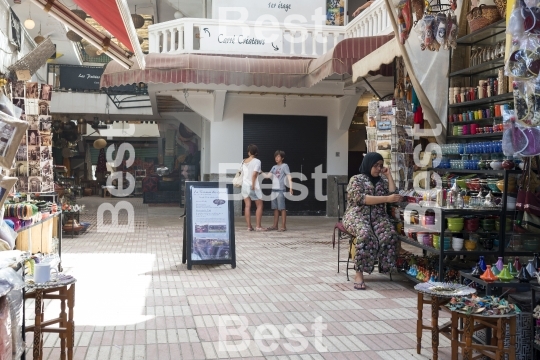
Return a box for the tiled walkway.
[25,197,451,359]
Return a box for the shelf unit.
[448,92,513,108]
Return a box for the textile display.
[10,81,53,193]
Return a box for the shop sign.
[182,182,236,270]
[212,0,326,25]
[199,25,283,54]
[58,65,104,91]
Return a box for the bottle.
[456,193,464,209]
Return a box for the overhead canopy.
[352,37,400,80]
[29,0,145,69]
[100,35,394,89]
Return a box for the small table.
[62,211,80,239]
[24,275,76,360]
[450,311,516,360]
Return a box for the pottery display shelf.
[530,284,540,360]
[460,271,533,296]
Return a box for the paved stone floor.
[25,197,452,359]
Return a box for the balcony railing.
[149,0,393,57]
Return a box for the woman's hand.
[386,194,403,203]
[353,1,374,16]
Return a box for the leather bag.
[232,161,244,188]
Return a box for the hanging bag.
[516,156,540,216]
[232,160,244,188]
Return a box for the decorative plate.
[414,281,477,297]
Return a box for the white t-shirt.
[242,158,261,189]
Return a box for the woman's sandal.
[278,228,287,232]
[353,282,366,290]
[266,226,278,231]
[247,227,254,231]
[255,227,267,231]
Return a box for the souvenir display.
[446,295,521,316]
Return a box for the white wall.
[207,93,348,175]
[50,92,154,117]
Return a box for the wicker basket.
[494,0,507,18]
[467,5,502,33]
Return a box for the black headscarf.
[359,152,384,186]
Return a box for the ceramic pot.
[508,261,517,276]
[490,160,503,170]
[480,265,498,282]
[496,257,504,272]
[498,265,513,282]
[471,263,484,278]
[502,159,515,170]
[517,266,532,282]
[478,256,487,272]
[527,259,537,276]
[491,264,501,276]
[514,257,522,273]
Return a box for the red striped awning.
[101,35,394,89]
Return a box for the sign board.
[182,182,236,270]
[198,25,283,54]
[212,0,326,25]
[58,65,104,91]
[15,70,31,81]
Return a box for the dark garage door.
[243,114,327,215]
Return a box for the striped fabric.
[101,35,394,89]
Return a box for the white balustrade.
[148,0,393,57]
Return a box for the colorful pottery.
[478,256,487,272]
[480,265,498,282]
[471,263,484,278]
[496,257,504,272]
[491,264,500,276]
[527,259,537,277]
[517,266,532,283]
[508,261,517,276]
[514,257,522,273]
[497,265,513,282]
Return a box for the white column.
[312,31,318,56]
[178,25,184,51]
[169,29,176,52]
[163,30,169,53]
[149,31,158,53]
[333,33,339,47]
[322,32,328,54]
[184,22,194,52]
[302,31,308,55]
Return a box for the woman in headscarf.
[342,152,403,290]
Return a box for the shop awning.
[29,0,145,70]
[100,35,394,89]
[352,37,400,81]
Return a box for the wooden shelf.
[456,19,507,45]
[447,132,503,140]
[449,117,502,126]
[448,93,513,108]
[450,57,505,77]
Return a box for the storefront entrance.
[243,114,327,215]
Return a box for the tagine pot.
[526,259,537,277]
[496,257,504,272]
[514,257,522,273]
[480,265,498,282]
[491,264,500,276]
[471,263,484,278]
[497,265,514,282]
[517,266,532,283]
[478,256,487,272]
[507,261,517,276]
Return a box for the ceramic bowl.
[464,240,477,251]
[487,182,500,192]
[456,179,467,189]
[448,223,464,232]
[447,217,464,223]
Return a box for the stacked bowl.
[495,217,512,231]
[464,216,480,232]
[443,236,452,250]
[452,237,464,251]
[433,234,440,249]
[480,217,496,231]
[447,217,464,232]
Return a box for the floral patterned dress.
[342,174,399,274]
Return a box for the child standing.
[266,150,293,231]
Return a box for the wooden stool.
[450,311,516,360]
[25,282,76,360]
[416,292,452,360]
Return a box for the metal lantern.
[66,30,82,42]
[84,44,99,57]
[72,9,87,20]
[93,139,107,149]
[131,14,145,28]
[34,35,45,44]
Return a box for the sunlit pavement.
[25,197,451,359]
